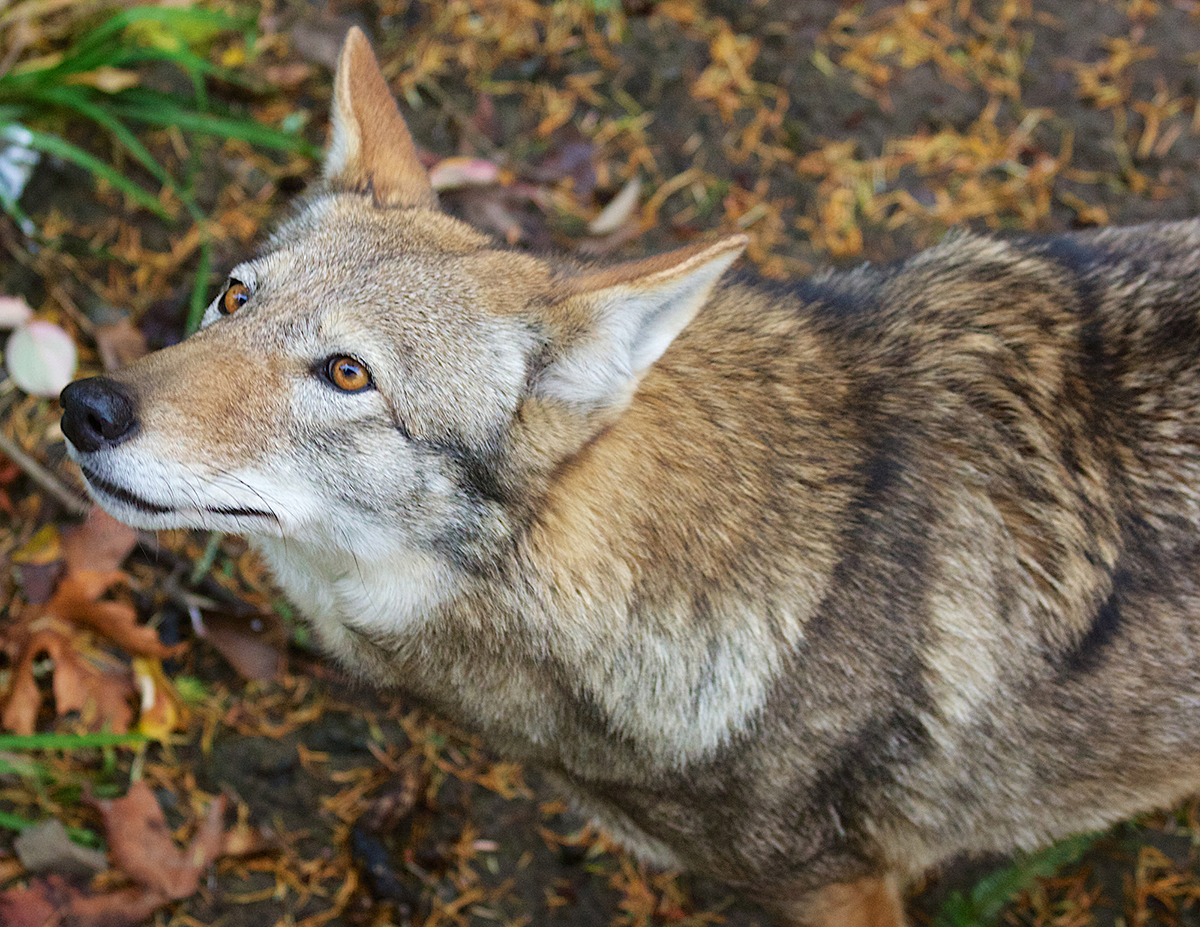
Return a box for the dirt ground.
[8,1,1200,926]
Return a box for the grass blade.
[112,94,315,154]
[187,233,214,334]
[0,809,101,846]
[71,6,248,61]
[24,85,173,186]
[0,732,147,750]
[22,127,172,219]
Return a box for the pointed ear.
[537,235,749,409]
[324,27,437,209]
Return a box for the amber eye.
[326,355,372,392]
[221,282,250,315]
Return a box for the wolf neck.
[257,283,856,768]
[506,290,854,762]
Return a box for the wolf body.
[59,29,1200,927]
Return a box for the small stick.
[0,430,90,517]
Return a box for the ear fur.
[537,235,749,408]
[324,27,437,209]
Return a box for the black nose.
[60,377,139,453]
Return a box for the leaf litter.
[5,1,1200,926]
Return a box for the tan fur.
[325,28,436,209]
[58,30,1200,927]
[788,877,906,927]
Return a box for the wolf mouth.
[80,464,275,520]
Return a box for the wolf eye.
[221,281,250,315]
[326,355,373,392]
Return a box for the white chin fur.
[68,442,300,537]
[83,482,287,536]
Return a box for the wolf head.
[60,28,746,590]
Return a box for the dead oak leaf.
[0,626,134,736]
[0,785,263,927]
[92,780,227,900]
[44,571,177,660]
[93,319,147,373]
[62,508,138,575]
[0,874,173,927]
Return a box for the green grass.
[0,3,316,329]
[931,831,1103,927]
[0,732,146,751]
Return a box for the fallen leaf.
[0,453,15,515]
[588,176,642,236]
[459,190,527,245]
[5,319,78,397]
[94,318,148,371]
[0,786,238,927]
[46,571,176,659]
[132,657,189,740]
[0,874,169,927]
[531,138,598,198]
[11,524,62,566]
[263,62,314,87]
[11,524,64,604]
[0,877,66,927]
[62,508,138,575]
[197,610,287,682]
[92,780,226,900]
[0,295,32,329]
[60,883,171,927]
[429,156,501,191]
[65,66,140,93]
[14,818,108,878]
[0,628,134,735]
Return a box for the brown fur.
[58,28,1200,926]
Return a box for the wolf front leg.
[773,874,907,927]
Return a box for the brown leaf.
[1,642,43,736]
[263,62,314,87]
[62,509,138,575]
[0,629,134,735]
[46,572,176,659]
[93,319,147,372]
[12,526,64,602]
[0,877,63,927]
[14,560,64,605]
[67,884,172,927]
[0,874,172,927]
[0,786,236,927]
[92,780,227,900]
[199,611,287,682]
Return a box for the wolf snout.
[60,377,138,452]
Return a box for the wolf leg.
[773,873,906,927]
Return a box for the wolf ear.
[536,235,749,409]
[324,27,437,209]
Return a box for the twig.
[0,430,90,517]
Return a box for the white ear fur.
[539,235,748,408]
[324,67,359,182]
